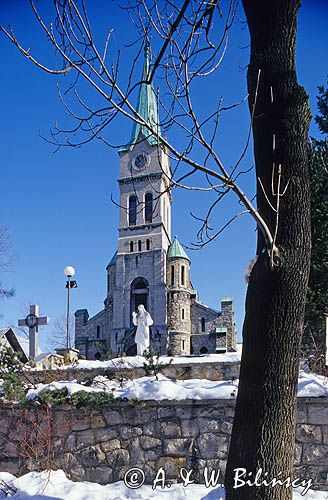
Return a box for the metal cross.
[18,304,50,359]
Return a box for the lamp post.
[64,266,77,350]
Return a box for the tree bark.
[225,1,311,499]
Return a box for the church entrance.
[130,277,149,325]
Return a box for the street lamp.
[64,266,77,350]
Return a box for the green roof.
[167,236,190,261]
[108,251,117,267]
[119,45,161,152]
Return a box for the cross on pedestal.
[18,304,50,359]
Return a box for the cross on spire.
[119,43,161,151]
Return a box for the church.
[74,48,237,359]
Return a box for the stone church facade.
[75,48,237,359]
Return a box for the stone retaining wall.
[25,360,241,384]
[0,397,327,490]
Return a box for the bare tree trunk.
[225,1,311,499]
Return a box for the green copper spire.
[119,44,160,151]
[167,236,190,261]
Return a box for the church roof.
[119,45,160,152]
[108,251,117,267]
[167,236,190,261]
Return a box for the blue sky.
[0,1,327,350]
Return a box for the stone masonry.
[0,397,327,490]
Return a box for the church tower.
[74,46,237,360]
[108,45,171,355]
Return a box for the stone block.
[181,419,199,438]
[296,424,322,443]
[119,426,142,439]
[126,408,158,425]
[294,443,302,465]
[104,411,124,426]
[157,421,181,438]
[197,433,229,460]
[106,449,130,467]
[101,439,121,454]
[220,421,233,434]
[198,417,220,433]
[143,421,156,436]
[72,417,90,432]
[91,415,107,429]
[64,433,76,450]
[85,467,113,485]
[158,407,176,419]
[322,425,328,444]
[302,444,328,465]
[76,429,95,448]
[163,438,194,457]
[156,456,187,479]
[81,445,105,467]
[140,436,162,449]
[296,409,308,424]
[308,406,328,425]
[95,427,117,442]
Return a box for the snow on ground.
[66,345,243,371]
[298,370,328,397]
[26,370,327,402]
[0,470,326,500]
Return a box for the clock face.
[134,153,148,170]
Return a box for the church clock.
[133,153,148,170]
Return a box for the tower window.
[201,317,206,332]
[181,265,185,286]
[129,195,137,226]
[138,240,142,252]
[130,241,134,253]
[96,325,101,339]
[146,239,150,251]
[171,265,174,286]
[145,193,153,223]
[182,308,185,320]
[182,339,186,351]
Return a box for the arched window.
[201,317,206,332]
[200,346,208,354]
[145,193,153,223]
[130,241,134,253]
[181,265,185,286]
[146,239,151,251]
[138,240,142,252]
[129,195,137,226]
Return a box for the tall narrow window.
[146,239,150,250]
[138,240,142,252]
[171,265,175,286]
[145,193,153,223]
[181,265,185,286]
[201,317,206,332]
[129,195,137,226]
[182,339,185,351]
[96,325,101,339]
[130,241,134,253]
[181,308,185,320]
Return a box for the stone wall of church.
[1,398,327,490]
[75,309,109,359]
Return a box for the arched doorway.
[130,277,149,324]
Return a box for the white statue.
[132,304,153,355]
